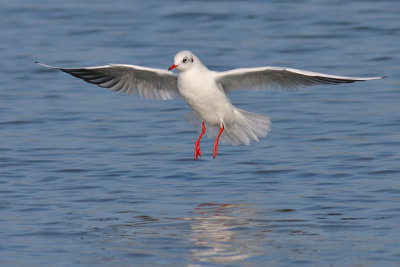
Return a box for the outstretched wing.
[36,62,180,100]
[214,66,384,92]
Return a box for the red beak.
[168,64,177,71]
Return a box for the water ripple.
[0,0,398,266]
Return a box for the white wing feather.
[214,66,384,91]
[36,62,179,100]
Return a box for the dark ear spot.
[191,58,194,62]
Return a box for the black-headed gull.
[36,51,383,159]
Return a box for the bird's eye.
[182,58,188,63]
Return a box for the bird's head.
[168,50,197,72]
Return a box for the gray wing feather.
[37,62,179,100]
[214,67,384,92]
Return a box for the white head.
[168,50,199,72]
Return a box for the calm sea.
[1,0,399,266]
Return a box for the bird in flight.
[36,51,383,159]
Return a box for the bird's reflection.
[186,202,259,265]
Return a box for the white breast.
[178,69,235,126]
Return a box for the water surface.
[1,0,399,266]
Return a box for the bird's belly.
[179,86,234,126]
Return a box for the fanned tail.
[221,108,271,146]
[185,108,271,146]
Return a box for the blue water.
[1,0,399,266]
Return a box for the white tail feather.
[222,108,271,146]
[185,109,271,146]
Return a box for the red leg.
[213,124,224,159]
[194,122,206,160]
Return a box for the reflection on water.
[187,203,260,265]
